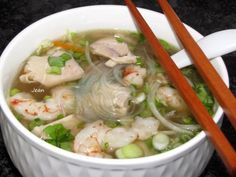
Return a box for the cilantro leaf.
[43,124,74,149]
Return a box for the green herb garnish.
[102,142,110,151]
[10,88,21,96]
[79,39,88,47]
[182,116,195,124]
[136,56,145,67]
[130,32,145,44]
[159,39,178,55]
[14,112,23,121]
[77,121,85,129]
[47,53,72,75]
[115,35,125,43]
[43,95,52,100]
[43,124,74,150]
[56,114,64,120]
[48,56,65,67]
[104,120,121,128]
[28,118,44,131]
[60,53,71,62]
[60,142,73,151]
[47,66,62,75]
[194,83,214,115]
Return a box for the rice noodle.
[85,41,101,72]
[74,63,143,122]
[112,64,127,86]
[171,121,201,131]
[158,130,176,136]
[143,48,157,75]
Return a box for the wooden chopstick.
[157,0,236,130]
[124,0,236,175]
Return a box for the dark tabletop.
[0,0,236,177]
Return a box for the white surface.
[172,29,236,68]
[0,5,230,177]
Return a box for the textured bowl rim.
[0,5,229,168]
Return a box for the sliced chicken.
[19,55,84,87]
[90,37,137,67]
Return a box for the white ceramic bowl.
[0,5,229,177]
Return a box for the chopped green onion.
[159,39,178,55]
[115,144,144,159]
[155,98,166,108]
[104,120,121,128]
[114,35,125,43]
[47,66,62,75]
[72,52,84,60]
[136,56,145,67]
[48,53,71,68]
[143,84,150,94]
[179,133,193,143]
[182,117,195,124]
[79,39,88,47]
[61,53,72,62]
[139,100,153,117]
[35,40,54,56]
[56,114,64,120]
[194,83,214,115]
[66,31,78,43]
[43,95,52,100]
[10,88,21,96]
[102,142,110,151]
[76,121,85,129]
[152,133,170,151]
[144,137,153,149]
[130,32,145,44]
[48,56,65,67]
[14,112,23,121]
[28,118,44,131]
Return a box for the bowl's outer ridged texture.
[0,110,219,177]
[0,5,228,177]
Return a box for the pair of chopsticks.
[125,0,236,175]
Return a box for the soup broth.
[8,29,215,159]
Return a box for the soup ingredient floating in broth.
[90,37,138,67]
[19,50,84,87]
[9,86,75,121]
[9,29,215,159]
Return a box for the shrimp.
[74,120,138,157]
[9,86,75,121]
[103,127,137,149]
[123,65,147,87]
[73,120,111,158]
[132,116,160,140]
[156,86,189,112]
[51,86,75,115]
[74,117,159,157]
